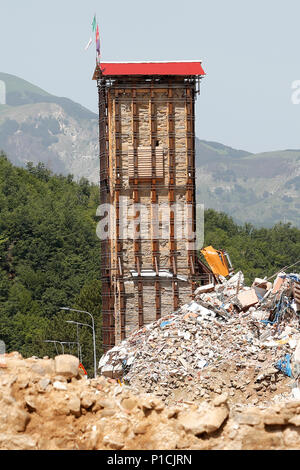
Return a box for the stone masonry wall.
[106,85,195,344]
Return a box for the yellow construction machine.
[201,246,234,278]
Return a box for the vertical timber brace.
[114,90,125,342]
[132,88,144,328]
[185,86,196,298]
[168,87,179,310]
[149,87,161,319]
[191,87,197,298]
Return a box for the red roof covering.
[93,61,205,78]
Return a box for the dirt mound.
[1,352,300,450]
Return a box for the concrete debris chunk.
[235,289,259,310]
[53,381,68,391]
[54,355,79,379]
[194,283,215,295]
[178,404,229,435]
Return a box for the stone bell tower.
[93,60,208,351]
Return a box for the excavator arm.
[201,246,234,278]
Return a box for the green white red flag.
[96,24,101,61]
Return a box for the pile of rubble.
[99,271,300,405]
[2,352,300,449]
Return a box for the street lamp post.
[64,320,80,360]
[44,340,81,358]
[44,340,65,355]
[66,320,92,361]
[61,308,97,378]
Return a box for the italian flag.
[92,15,96,33]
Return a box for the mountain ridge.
[0,72,99,179]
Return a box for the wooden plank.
[173,280,179,310]
[128,146,163,179]
[155,280,161,320]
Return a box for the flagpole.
[96,18,101,68]
[95,13,97,66]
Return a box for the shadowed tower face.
[93,61,207,352]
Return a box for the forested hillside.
[0,153,299,375]
[203,209,300,284]
[0,153,101,375]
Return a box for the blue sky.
[1,0,300,153]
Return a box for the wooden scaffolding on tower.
[93,61,210,352]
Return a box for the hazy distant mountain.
[0,73,299,227]
[196,140,300,227]
[0,72,99,182]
